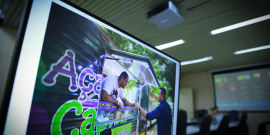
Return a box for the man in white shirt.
[100,71,134,109]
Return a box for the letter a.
[42,50,78,92]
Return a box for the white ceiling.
[1,0,270,74]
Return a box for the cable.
[0,0,6,18]
[0,0,6,10]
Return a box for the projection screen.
[1,0,181,134]
[213,67,270,112]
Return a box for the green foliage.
[124,80,137,98]
[150,86,160,98]
[101,26,176,101]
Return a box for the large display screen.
[2,0,180,135]
[213,67,270,112]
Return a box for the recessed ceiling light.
[234,44,270,55]
[181,56,213,66]
[211,14,270,35]
[156,39,184,50]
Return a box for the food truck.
[97,48,160,135]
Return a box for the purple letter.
[78,68,95,101]
[94,74,102,95]
[42,50,78,92]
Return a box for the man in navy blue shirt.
[134,87,172,135]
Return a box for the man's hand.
[122,98,133,107]
[134,102,140,110]
[117,101,123,109]
[131,103,135,108]
[134,102,147,119]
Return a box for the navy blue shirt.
[146,99,172,135]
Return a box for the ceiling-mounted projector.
[147,1,184,29]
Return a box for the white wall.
[180,72,215,112]
[180,71,270,135]
[0,26,18,105]
[179,87,194,119]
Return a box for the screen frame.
[212,63,270,113]
[0,0,182,134]
[0,0,33,133]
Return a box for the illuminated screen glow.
[3,0,180,135]
[213,68,270,111]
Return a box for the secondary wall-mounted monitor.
[213,66,270,112]
[1,0,181,134]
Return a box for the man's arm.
[134,102,162,120]
[139,107,147,119]
[101,90,118,105]
[134,102,147,118]
[121,98,133,106]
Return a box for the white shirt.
[101,75,125,100]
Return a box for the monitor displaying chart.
[213,67,270,111]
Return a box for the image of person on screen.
[134,87,172,135]
[100,71,134,109]
[210,106,220,120]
